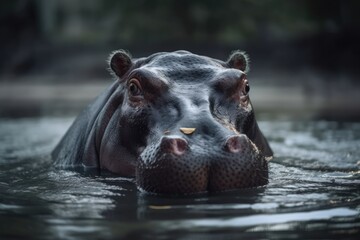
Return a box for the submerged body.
[52,50,273,194]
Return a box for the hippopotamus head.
[53,50,273,195]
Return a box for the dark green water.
[0,117,359,239]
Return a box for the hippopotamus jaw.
[135,133,268,195]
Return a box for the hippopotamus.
[52,50,273,195]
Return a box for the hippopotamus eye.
[243,80,250,95]
[245,83,250,94]
[128,79,142,96]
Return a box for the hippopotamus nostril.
[225,135,248,153]
[159,136,188,156]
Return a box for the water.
[0,117,359,239]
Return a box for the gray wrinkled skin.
[52,50,273,195]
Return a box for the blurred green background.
[0,0,359,119]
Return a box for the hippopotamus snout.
[137,132,268,194]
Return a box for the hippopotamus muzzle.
[137,133,268,194]
[52,50,273,195]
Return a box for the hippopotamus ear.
[227,51,250,73]
[109,50,133,78]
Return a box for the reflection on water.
[0,117,359,239]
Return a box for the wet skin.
[52,50,273,194]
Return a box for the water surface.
[0,117,359,239]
